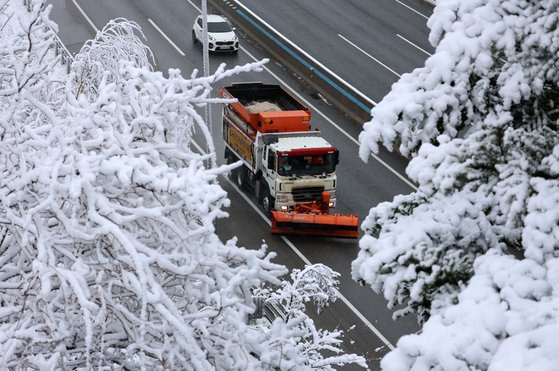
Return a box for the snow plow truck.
[220,82,358,239]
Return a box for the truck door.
[267,148,276,175]
[263,146,276,193]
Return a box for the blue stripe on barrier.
[236,9,372,114]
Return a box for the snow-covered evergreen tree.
[353,0,559,369]
[0,1,364,369]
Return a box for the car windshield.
[278,153,336,176]
[208,21,232,33]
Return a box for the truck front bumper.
[274,198,337,211]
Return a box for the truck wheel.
[235,165,248,189]
[226,156,236,181]
[261,187,274,216]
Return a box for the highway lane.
[237,0,434,104]
[47,0,94,54]
[49,0,420,368]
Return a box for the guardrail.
[247,297,286,325]
[209,0,375,124]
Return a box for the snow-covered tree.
[72,18,154,98]
[0,1,364,369]
[257,264,367,370]
[0,0,63,118]
[353,0,559,369]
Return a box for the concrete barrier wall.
[209,0,375,124]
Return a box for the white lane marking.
[394,0,429,19]
[338,34,401,78]
[228,181,396,350]
[185,0,201,11]
[71,0,99,32]
[147,18,185,56]
[397,34,432,56]
[279,235,395,350]
[190,138,396,350]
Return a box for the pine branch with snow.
[355,0,559,369]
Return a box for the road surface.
[47,0,434,367]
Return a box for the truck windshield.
[278,153,336,176]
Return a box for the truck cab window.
[267,149,276,171]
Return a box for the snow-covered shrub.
[72,18,154,98]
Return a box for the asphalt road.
[48,0,425,368]
[237,0,434,103]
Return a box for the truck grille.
[292,187,324,202]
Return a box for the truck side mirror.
[334,150,339,165]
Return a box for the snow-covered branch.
[256,264,368,370]
[1,2,362,369]
[354,0,559,369]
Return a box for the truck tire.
[226,156,236,181]
[261,186,274,216]
[235,165,248,189]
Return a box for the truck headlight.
[328,190,335,199]
[276,194,289,203]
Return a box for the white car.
[192,14,239,53]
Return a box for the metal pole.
[201,0,214,167]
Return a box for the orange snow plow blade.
[271,192,359,239]
[271,211,359,238]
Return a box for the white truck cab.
[259,134,338,213]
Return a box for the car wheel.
[192,30,198,44]
[261,186,274,216]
